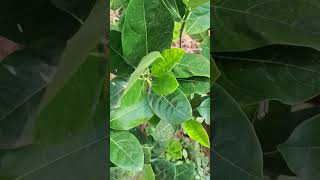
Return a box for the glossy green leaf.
[120,51,163,103]
[151,48,185,77]
[152,72,179,95]
[186,2,210,35]
[34,50,107,144]
[110,131,144,172]
[215,45,320,106]
[148,88,192,124]
[197,98,210,124]
[162,0,183,22]
[172,53,210,78]
[111,93,154,130]
[120,79,145,107]
[212,0,320,52]
[178,77,210,95]
[175,163,195,180]
[278,113,320,180]
[184,120,209,147]
[151,120,175,142]
[110,77,127,109]
[122,0,174,66]
[39,0,106,111]
[212,84,263,179]
[152,159,176,180]
[183,0,209,9]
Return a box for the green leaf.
[0,0,82,44]
[110,77,127,109]
[152,159,176,180]
[178,77,210,95]
[151,120,175,142]
[110,164,155,180]
[110,30,134,76]
[111,93,154,130]
[175,163,195,180]
[165,139,183,160]
[215,45,320,106]
[278,113,320,180]
[212,0,320,52]
[162,0,183,22]
[0,45,63,149]
[39,0,106,111]
[152,72,179,95]
[0,98,107,179]
[212,84,263,179]
[151,48,185,77]
[197,98,210,124]
[186,2,210,35]
[34,50,107,144]
[110,131,144,172]
[110,0,129,10]
[172,53,210,78]
[183,0,209,9]
[121,51,163,103]
[200,37,210,59]
[122,0,174,66]
[184,120,209,147]
[149,88,192,124]
[120,79,145,107]
[211,57,221,83]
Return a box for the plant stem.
[179,9,191,48]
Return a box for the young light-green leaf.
[120,51,163,104]
[148,88,192,124]
[151,48,185,77]
[152,72,179,95]
[184,119,210,147]
[110,131,144,172]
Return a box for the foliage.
[212,1,320,180]
[0,0,107,179]
[109,0,210,179]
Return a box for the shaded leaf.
[110,77,127,109]
[152,159,176,180]
[212,84,263,180]
[178,77,210,95]
[197,98,210,124]
[151,120,175,142]
[186,2,210,35]
[175,163,195,180]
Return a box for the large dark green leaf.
[0,45,63,149]
[148,88,192,124]
[0,98,107,179]
[175,163,195,180]
[110,93,154,130]
[110,131,144,172]
[34,50,107,144]
[0,0,81,44]
[110,164,155,180]
[122,0,174,66]
[212,0,320,52]
[110,30,134,76]
[278,113,320,180]
[40,0,106,110]
[212,84,263,180]
[152,159,176,180]
[215,45,320,106]
[162,0,183,22]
